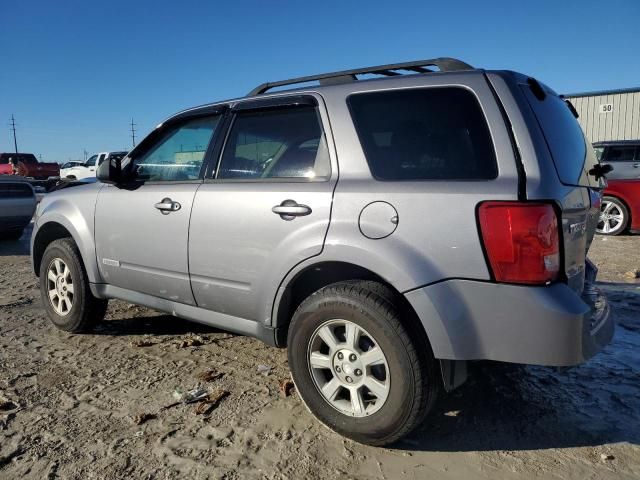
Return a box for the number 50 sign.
[599,104,613,113]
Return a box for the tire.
[597,196,629,236]
[39,238,107,332]
[287,280,439,446]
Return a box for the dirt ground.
[1,225,639,480]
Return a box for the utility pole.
[83,149,88,162]
[130,118,137,148]
[10,114,18,153]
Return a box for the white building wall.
[566,90,640,142]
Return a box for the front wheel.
[287,281,439,446]
[39,238,107,332]
[597,196,629,236]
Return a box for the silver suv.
[31,58,614,446]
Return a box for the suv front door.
[188,95,336,322]
[95,113,222,304]
[602,145,639,179]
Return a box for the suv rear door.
[602,144,640,180]
[188,94,336,322]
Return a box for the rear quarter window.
[348,87,497,181]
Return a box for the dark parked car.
[0,176,36,240]
[594,141,640,180]
[597,179,640,235]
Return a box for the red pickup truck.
[0,153,60,188]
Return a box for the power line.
[10,114,18,153]
[130,118,137,148]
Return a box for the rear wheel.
[597,196,628,235]
[39,238,107,332]
[287,280,439,446]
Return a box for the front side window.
[606,146,636,162]
[348,87,497,181]
[217,105,330,180]
[133,116,220,181]
[86,155,98,167]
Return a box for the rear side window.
[348,88,497,181]
[217,106,330,180]
[522,85,600,187]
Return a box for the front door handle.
[272,199,312,221]
[155,197,181,215]
[633,163,639,168]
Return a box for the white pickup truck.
[60,151,127,180]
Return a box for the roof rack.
[248,57,474,96]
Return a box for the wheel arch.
[32,217,101,283]
[273,261,428,348]
[32,221,73,276]
[274,261,467,391]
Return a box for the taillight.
[478,202,560,285]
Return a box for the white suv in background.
[61,151,127,180]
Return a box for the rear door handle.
[633,163,639,168]
[272,199,311,220]
[154,197,181,214]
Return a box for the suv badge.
[569,222,587,235]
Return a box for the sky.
[1,0,639,162]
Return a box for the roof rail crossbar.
[373,70,401,76]
[248,57,473,96]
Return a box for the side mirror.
[97,156,122,184]
[589,163,614,181]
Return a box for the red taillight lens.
[478,202,560,285]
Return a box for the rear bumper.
[405,278,614,366]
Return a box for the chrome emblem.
[569,222,587,235]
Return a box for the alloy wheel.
[597,200,625,235]
[47,258,74,316]
[307,319,390,417]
